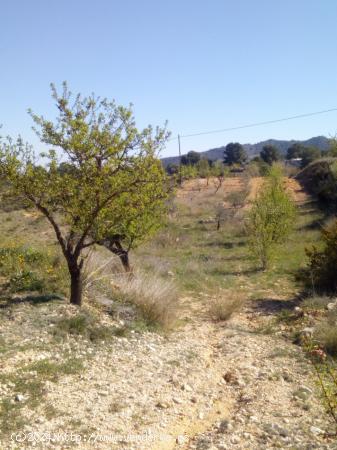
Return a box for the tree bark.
[69,267,82,306]
[118,251,131,272]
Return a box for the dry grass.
[209,290,245,321]
[113,271,179,331]
[82,250,179,331]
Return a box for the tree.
[286,143,305,160]
[247,165,296,269]
[0,83,169,306]
[166,163,179,175]
[212,161,228,193]
[197,159,211,184]
[224,142,247,165]
[180,164,198,179]
[260,145,281,165]
[300,147,321,168]
[326,137,337,157]
[181,150,200,166]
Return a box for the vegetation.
[209,290,245,321]
[286,143,321,168]
[111,271,178,330]
[260,144,282,165]
[297,158,337,209]
[304,219,337,293]
[224,142,247,166]
[0,83,169,305]
[181,150,200,166]
[247,165,296,269]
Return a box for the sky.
[1,0,337,157]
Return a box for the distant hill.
[161,136,330,167]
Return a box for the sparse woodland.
[1,85,337,449]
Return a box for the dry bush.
[113,271,179,330]
[314,321,337,357]
[209,291,245,321]
[82,249,122,302]
[83,249,179,330]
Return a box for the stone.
[15,394,25,402]
[326,302,337,311]
[298,327,314,344]
[176,435,186,445]
[156,401,170,409]
[310,426,324,435]
[230,435,240,444]
[182,383,193,392]
[223,371,238,384]
[218,419,233,433]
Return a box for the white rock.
[310,426,324,435]
[176,435,186,445]
[327,302,337,311]
[182,383,193,392]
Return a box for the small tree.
[0,83,169,305]
[180,164,198,180]
[224,142,247,166]
[304,219,337,293]
[246,165,296,269]
[197,159,211,184]
[212,161,228,193]
[260,144,281,165]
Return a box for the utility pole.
[178,134,182,185]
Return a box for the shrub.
[53,311,117,342]
[301,296,332,310]
[112,271,179,331]
[9,270,43,292]
[0,243,67,295]
[304,219,337,293]
[314,321,337,357]
[297,158,337,210]
[209,292,245,321]
[246,165,296,269]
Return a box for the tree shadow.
[219,255,248,262]
[249,297,300,315]
[297,219,323,231]
[205,240,246,249]
[208,267,260,276]
[0,293,63,309]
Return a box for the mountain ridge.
[161,135,330,167]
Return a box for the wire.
[168,107,337,142]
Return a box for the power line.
[168,107,337,142]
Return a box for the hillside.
[161,135,330,167]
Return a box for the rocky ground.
[1,294,336,450]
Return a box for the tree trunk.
[70,268,82,306]
[118,251,131,272]
[107,240,132,273]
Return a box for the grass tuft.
[209,291,245,321]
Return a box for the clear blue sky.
[1,0,337,157]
